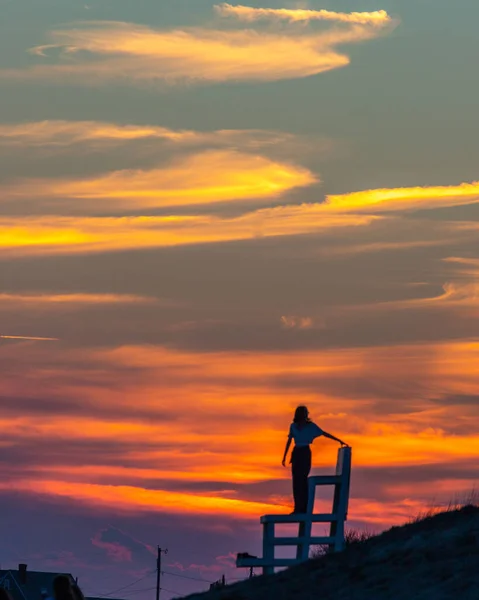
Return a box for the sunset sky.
[1,0,478,597]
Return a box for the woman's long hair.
[0,589,14,600]
[53,575,75,600]
[72,584,86,600]
[293,405,311,428]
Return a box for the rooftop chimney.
[18,564,27,584]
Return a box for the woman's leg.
[292,447,311,513]
[291,447,301,512]
[297,447,311,512]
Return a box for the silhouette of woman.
[53,575,76,600]
[0,589,14,600]
[282,405,348,513]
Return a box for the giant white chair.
[237,446,352,575]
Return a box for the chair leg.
[262,522,275,575]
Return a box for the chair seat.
[260,513,338,524]
[273,536,334,545]
[236,556,301,568]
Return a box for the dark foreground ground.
[182,505,479,600]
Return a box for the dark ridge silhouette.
[183,505,479,600]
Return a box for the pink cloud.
[91,529,132,562]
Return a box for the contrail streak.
[0,334,59,341]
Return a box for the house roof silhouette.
[0,565,122,600]
[0,565,73,600]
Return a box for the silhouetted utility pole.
[156,546,168,600]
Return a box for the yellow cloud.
[7,176,478,257]
[324,181,479,212]
[1,8,395,84]
[4,150,315,209]
[0,207,378,257]
[216,3,392,26]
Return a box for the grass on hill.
[182,494,479,600]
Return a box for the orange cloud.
[444,257,479,266]
[0,293,158,306]
[443,256,479,274]
[340,282,479,313]
[0,207,377,257]
[324,181,479,213]
[3,342,479,470]
[1,339,478,519]
[0,479,282,517]
[3,150,315,209]
[216,3,392,26]
[1,7,395,85]
[339,255,479,314]
[316,239,451,257]
[410,281,479,310]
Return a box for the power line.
[91,571,155,598]
[86,550,215,599]
[161,571,213,584]
[115,587,157,597]
[111,586,182,599]
[160,587,183,598]
[119,585,185,599]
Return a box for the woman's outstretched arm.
[282,437,292,466]
[322,430,348,446]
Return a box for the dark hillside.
[184,505,479,600]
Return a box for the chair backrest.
[335,446,352,476]
[336,447,352,519]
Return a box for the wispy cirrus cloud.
[0,293,159,306]
[345,256,479,314]
[216,3,392,26]
[0,208,378,257]
[0,5,395,85]
[344,281,479,314]
[3,120,476,217]
[0,120,294,149]
[324,182,479,213]
[443,256,479,272]
[1,150,315,210]
[3,174,479,257]
[0,334,59,341]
